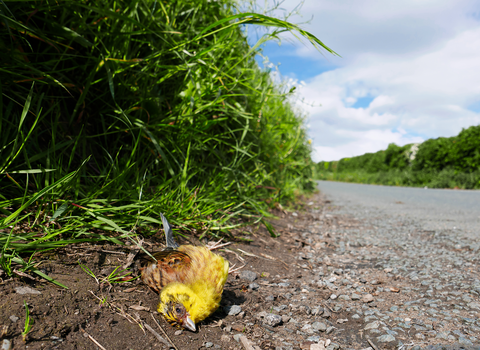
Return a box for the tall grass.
[0,0,336,283]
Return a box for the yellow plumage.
[140,214,229,331]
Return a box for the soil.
[0,191,478,350]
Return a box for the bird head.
[158,283,198,332]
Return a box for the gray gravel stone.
[9,315,18,323]
[312,322,327,332]
[326,326,335,334]
[458,337,474,346]
[1,339,12,350]
[351,293,361,300]
[265,314,282,327]
[14,286,41,295]
[239,270,257,282]
[377,334,395,342]
[225,305,242,316]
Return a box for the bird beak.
[183,316,196,332]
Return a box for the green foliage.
[317,168,480,189]
[0,0,334,284]
[316,125,480,189]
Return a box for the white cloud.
[257,0,480,161]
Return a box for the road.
[316,180,480,236]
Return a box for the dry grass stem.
[81,329,107,350]
[150,314,178,350]
[366,337,379,350]
[144,323,172,348]
[224,248,245,262]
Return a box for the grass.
[317,168,480,189]
[22,301,33,342]
[0,0,336,286]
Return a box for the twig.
[101,250,126,255]
[81,329,107,350]
[366,336,380,350]
[224,248,245,262]
[13,269,39,281]
[207,241,232,250]
[151,314,179,350]
[144,323,172,349]
[236,248,260,258]
[228,264,246,274]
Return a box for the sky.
[250,0,480,162]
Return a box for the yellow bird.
[140,213,229,331]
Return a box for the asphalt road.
[316,180,480,236]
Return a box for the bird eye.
[175,307,182,314]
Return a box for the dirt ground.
[1,192,478,350]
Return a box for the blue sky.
[251,0,480,161]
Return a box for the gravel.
[220,186,480,349]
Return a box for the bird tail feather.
[160,212,180,249]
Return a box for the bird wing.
[141,249,192,293]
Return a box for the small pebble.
[377,334,395,342]
[14,286,41,295]
[225,305,242,316]
[239,270,257,282]
[1,340,12,350]
[264,314,282,327]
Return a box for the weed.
[22,301,33,342]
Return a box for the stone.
[458,337,473,346]
[310,342,326,350]
[365,321,380,330]
[306,336,320,342]
[9,315,19,323]
[362,294,374,303]
[220,335,231,342]
[205,342,214,348]
[265,314,282,327]
[239,270,257,282]
[225,305,242,316]
[377,334,395,342]
[1,339,12,350]
[467,302,480,310]
[351,293,361,300]
[312,322,327,332]
[248,282,260,291]
[14,286,41,295]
